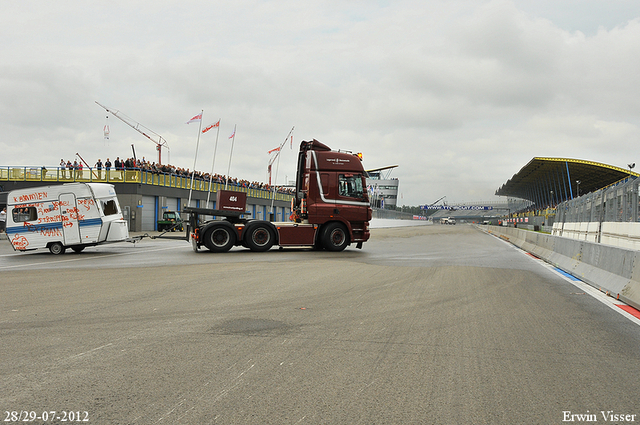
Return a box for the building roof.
[365,165,398,180]
[495,157,638,205]
[365,165,399,173]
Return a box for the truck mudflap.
[191,228,199,252]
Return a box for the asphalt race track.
[1,224,639,424]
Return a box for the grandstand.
[495,157,639,231]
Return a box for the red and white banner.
[202,120,220,133]
[186,113,202,124]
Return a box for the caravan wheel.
[49,242,66,255]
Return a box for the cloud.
[1,0,640,206]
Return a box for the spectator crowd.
[56,156,295,195]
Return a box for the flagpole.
[206,119,221,206]
[188,110,204,207]
[270,126,295,220]
[225,125,236,190]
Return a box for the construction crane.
[95,101,169,165]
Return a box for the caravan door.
[59,193,81,245]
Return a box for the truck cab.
[294,139,372,247]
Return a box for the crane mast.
[95,101,169,165]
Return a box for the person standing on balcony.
[105,158,112,181]
[95,159,103,180]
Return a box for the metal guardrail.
[0,166,294,202]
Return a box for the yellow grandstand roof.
[495,157,638,203]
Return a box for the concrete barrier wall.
[601,222,640,251]
[486,225,640,311]
[551,221,640,246]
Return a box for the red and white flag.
[229,129,236,139]
[186,112,202,124]
[268,146,280,154]
[202,120,220,133]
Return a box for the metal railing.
[0,166,294,202]
[555,176,638,223]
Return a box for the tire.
[245,224,275,252]
[71,246,85,253]
[322,222,350,252]
[203,225,236,253]
[49,242,66,255]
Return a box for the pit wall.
[552,221,640,251]
[484,225,640,311]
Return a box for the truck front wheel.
[322,223,350,252]
[245,224,275,252]
[203,225,236,253]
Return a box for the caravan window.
[12,207,37,222]
[102,199,119,216]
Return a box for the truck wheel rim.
[211,229,230,247]
[330,229,345,246]
[252,228,270,246]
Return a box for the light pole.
[576,180,581,198]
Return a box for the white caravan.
[6,183,129,254]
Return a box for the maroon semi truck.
[184,139,372,252]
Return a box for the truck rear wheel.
[322,223,349,252]
[49,242,66,255]
[245,224,275,252]
[203,225,236,253]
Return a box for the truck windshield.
[338,174,364,199]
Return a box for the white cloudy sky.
[2,0,639,206]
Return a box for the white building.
[366,165,399,209]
